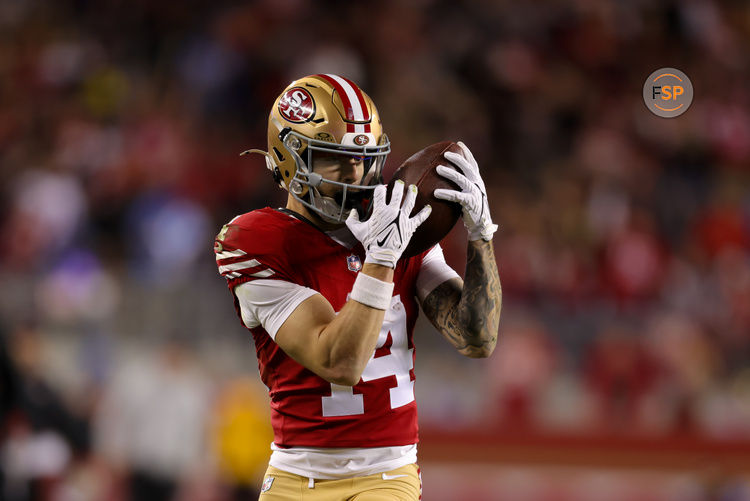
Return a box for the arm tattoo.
[421,241,502,357]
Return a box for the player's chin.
[333,188,363,208]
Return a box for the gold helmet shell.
[249,74,390,223]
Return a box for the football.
[387,141,463,258]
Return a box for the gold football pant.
[258,463,421,501]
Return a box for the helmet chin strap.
[305,172,344,222]
[295,159,376,224]
[315,195,344,222]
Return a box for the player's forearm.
[318,263,393,386]
[319,301,385,385]
[421,240,501,358]
[454,239,501,357]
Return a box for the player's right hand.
[434,141,498,242]
[346,181,431,269]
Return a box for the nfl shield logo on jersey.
[347,254,362,272]
[261,476,274,493]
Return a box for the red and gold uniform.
[213,74,473,500]
[214,207,458,495]
[216,207,425,448]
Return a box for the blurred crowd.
[1,0,750,499]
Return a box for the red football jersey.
[214,207,426,448]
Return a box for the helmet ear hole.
[272,167,283,184]
[272,147,285,162]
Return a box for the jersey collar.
[275,208,358,249]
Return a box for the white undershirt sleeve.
[416,244,461,303]
[234,280,319,340]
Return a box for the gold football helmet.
[243,74,390,223]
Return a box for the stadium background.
[1,0,750,499]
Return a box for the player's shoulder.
[225,207,288,232]
[215,208,293,251]
[215,208,302,284]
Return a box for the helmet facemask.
[281,129,390,224]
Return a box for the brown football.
[387,141,463,258]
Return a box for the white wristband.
[349,272,394,310]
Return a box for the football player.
[214,74,501,501]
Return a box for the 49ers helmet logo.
[353,134,369,146]
[278,87,315,123]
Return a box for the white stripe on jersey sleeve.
[234,280,318,339]
[218,258,261,274]
[216,249,247,261]
[218,257,276,279]
[415,244,461,302]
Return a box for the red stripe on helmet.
[338,75,370,121]
[315,74,370,122]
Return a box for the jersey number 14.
[321,295,414,417]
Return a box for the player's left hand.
[347,181,431,268]
[433,141,498,241]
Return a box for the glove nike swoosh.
[346,182,427,268]
[375,218,403,248]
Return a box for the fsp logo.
[643,68,693,118]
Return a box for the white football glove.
[434,141,498,242]
[346,181,432,268]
